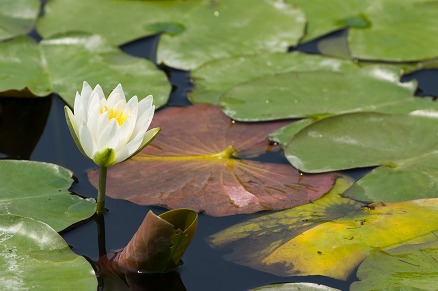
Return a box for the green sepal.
[125,127,161,161]
[64,106,88,158]
[94,148,116,167]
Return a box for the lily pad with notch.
[88,105,338,216]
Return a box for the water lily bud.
[65,81,160,167]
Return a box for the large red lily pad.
[88,105,338,216]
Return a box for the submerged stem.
[96,166,108,214]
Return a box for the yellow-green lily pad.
[210,178,438,280]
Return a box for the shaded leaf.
[252,282,340,291]
[0,214,97,290]
[220,66,421,121]
[0,160,95,232]
[38,0,306,70]
[0,34,170,107]
[190,52,357,105]
[0,0,39,40]
[286,111,438,202]
[88,105,338,216]
[117,208,198,272]
[351,240,438,290]
[349,0,438,62]
[210,178,438,280]
[289,0,370,42]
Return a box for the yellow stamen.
[100,106,129,126]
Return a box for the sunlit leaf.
[289,0,370,42]
[351,240,438,290]
[221,65,418,121]
[269,97,438,146]
[0,0,39,40]
[88,105,338,216]
[286,111,438,202]
[190,52,356,105]
[349,0,438,62]
[0,214,97,290]
[210,178,438,280]
[37,0,305,70]
[209,177,362,277]
[0,160,95,232]
[0,34,170,107]
[117,209,198,272]
[252,282,340,291]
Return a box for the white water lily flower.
[65,81,160,167]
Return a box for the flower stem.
[96,166,108,214]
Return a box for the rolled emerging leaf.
[117,209,198,273]
[65,81,160,167]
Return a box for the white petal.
[114,132,144,163]
[86,101,100,138]
[97,119,120,150]
[80,81,92,99]
[96,111,110,137]
[79,123,95,159]
[89,84,105,110]
[74,92,87,123]
[107,84,125,106]
[138,95,153,113]
[109,84,125,100]
[131,106,154,140]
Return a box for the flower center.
[100,106,129,126]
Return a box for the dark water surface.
[6,27,438,290]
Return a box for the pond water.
[3,30,438,290]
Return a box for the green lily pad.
[270,97,438,147]
[349,0,438,62]
[289,0,370,42]
[0,0,39,41]
[351,240,438,290]
[156,0,306,70]
[190,52,356,105]
[286,111,438,202]
[37,0,306,70]
[0,34,170,107]
[252,282,340,291]
[0,160,95,232]
[210,177,438,280]
[0,214,97,290]
[221,65,417,121]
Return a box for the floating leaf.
[190,52,356,105]
[349,0,438,62]
[351,240,438,290]
[210,178,438,280]
[0,34,170,107]
[0,160,95,232]
[0,0,39,40]
[289,0,370,42]
[88,105,338,216]
[286,111,438,202]
[0,214,97,290]
[252,282,340,291]
[37,0,305,70]
[221,65,419,121]
[117,208,198,272]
